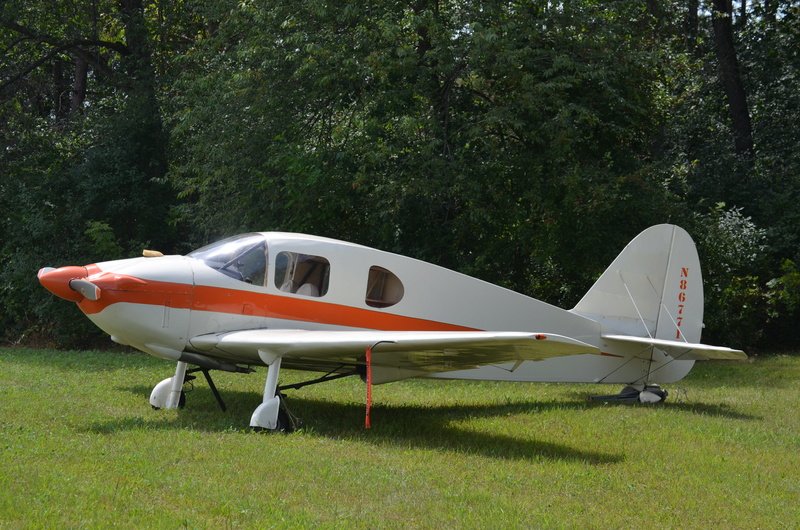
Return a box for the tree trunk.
[71,57,88,114]
[413,0,435,58]
[711,0,754,161]
[764,0,777,25]
[52,59,70,120]
[685,0,699,54]
[116,0,166,174]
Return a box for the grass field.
[1,347,798,528]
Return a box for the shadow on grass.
[86,357,766,464]
[291,397,623,464]
[570,391,759,421]
[682,356,799,390]
[95,385,623,464]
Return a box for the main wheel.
[252,408,293,433]
[276,408,293,433]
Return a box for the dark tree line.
[2,1,799,349]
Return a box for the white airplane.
[38,224,745,431]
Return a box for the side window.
[236,243,268,286]
[274,252,330,297]
[365,266,404,308]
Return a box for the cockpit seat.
[296,283,319,297]
[280,280,298,293]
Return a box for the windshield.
[188,233,268,285]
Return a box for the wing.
[602,334,747,361]
[189,329,601,379]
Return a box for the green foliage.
[765,260,800,345]
[695,205,767,278]
[693,205,769,346]
[84,221,124,259]
[0,0,183,346]
[168,0,675,306]
[3,0,800,348]
[645,1,800,347]
[768,260,800,314]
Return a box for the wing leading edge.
[189,329,601,381]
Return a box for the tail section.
[571,224,704,343]
[434,224,743,388]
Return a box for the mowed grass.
[1,348,798,528]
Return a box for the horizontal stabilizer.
[602,334,747,361]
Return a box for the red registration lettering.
[676,267,689,339]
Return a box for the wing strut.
[186,368,227,412]
[277,368,360,391]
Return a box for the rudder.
[570,225,703,344]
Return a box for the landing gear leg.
[150,361,189,409]
[250,356,288,432]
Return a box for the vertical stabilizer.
[571,225,703,344]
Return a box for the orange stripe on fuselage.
[78,275,474,332]
[77,274,193,315]
[194,285,475,331]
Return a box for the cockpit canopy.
[188,232,404,306]
[187,233,268,285]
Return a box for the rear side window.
[274,252,330,297]
[366,266,404,308]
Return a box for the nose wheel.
[149,361,230,411]
[150,384,186,409]
[150,361,190,410]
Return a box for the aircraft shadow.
[571,390,759,421]
[100,385,622,464]
[96,380,757,462]
[288,397,623,464]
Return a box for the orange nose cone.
[38,266,89,302]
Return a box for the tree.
[3,0,800,349]
[0,0,185,345]
[711,0,755,161]
[169,0,677,304]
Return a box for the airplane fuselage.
[45,232,696,385]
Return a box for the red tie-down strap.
[366,344,373,429]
